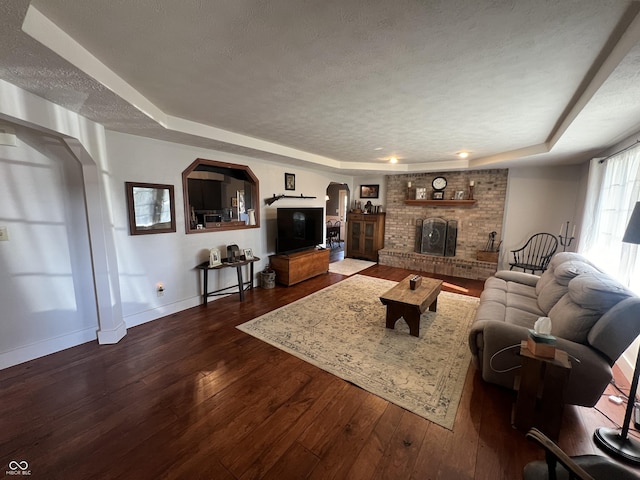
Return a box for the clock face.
[432,176,447,191]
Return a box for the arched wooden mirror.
[182,158,260,233]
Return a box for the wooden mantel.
[404,199,477,207]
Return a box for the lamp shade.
[623,202,640,245]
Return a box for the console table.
[196,256,260,304]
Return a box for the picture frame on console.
[360,184,379,198]
[209,248,221,267]
[243,248,254,260]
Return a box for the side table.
[512,340,572,441]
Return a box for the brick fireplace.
[379,169,508,280]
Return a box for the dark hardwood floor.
[0,264,636,479]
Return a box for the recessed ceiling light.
[373,147,383,151]
[389,157,398,163]
[457,151,470,159]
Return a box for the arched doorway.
[325,182,350,253]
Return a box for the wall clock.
[432,176,447,191]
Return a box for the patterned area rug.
[328,258,376,276]
[237,274,480,430]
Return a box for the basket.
[260,271,276,289]
[476,250,499,263]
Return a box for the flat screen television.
[276,207,324,254]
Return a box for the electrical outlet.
[0,226,8,241]
[157,283,165,297]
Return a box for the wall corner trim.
[97,322,128,345]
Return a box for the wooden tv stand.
[269,248,330,286]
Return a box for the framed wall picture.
[360,184,379,198]
[285,173,296,191]
[209,248,221,267]
[243,248,254,260]
[125,182,176,235]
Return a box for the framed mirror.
[182,158,260,233]
[126,182,176,235]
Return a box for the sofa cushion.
[504,307,541,328]
[484,276,507,292]
[537,280,569,314]
[474,300,507,323]
[480,288,506,304]
[554,261,599,286]
[568,275,633,312]
[536,261,600,313]
[507,294,545,316]
[549,294,601,344]
[550,252,593,270]
[507,282,537,298]
[495,270,540,286]
[535,253,596,295]
[535,269,555,296]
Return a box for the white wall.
[0,126,98,368]
[353,174,387,210]
[0,78,353,368]
[500,165,583,270]
[0,123,352,366]
[103,131,353,327]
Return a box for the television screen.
[276,207,324,254]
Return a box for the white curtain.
[579,144,640,291]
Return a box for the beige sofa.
[468,252,640,406]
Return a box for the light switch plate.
[0,226,8,241]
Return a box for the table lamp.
[594,201,640,464]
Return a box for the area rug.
[237,274,480,430]
[328,258,376,276]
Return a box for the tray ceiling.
[2,0,640,173]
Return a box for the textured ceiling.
[2,0,640,174]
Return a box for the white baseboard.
[0,327,97,370]
[124,296,201,329]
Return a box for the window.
[581,143,640,290]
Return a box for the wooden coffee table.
[379,275,443,337]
